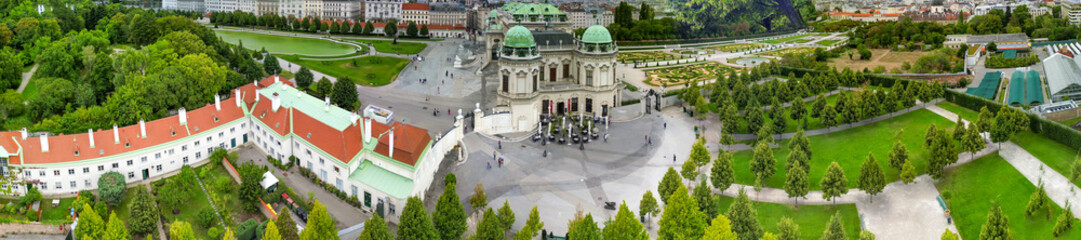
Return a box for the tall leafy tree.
[497,200,515,231]
[476,209,504,240]
[238,162,263,213]
[712,151,736,193]
[929,129,958,180]
[1025,183,1050,219]
[682,157,699,183]
[726,189,762,240]
[888,141,909,174]
[820,213,846,240]
[776,217,799,240]
[925,124,939,147]
[790,96,806,121]
[169,221,197,240]
[513,206,543,240]
[860,230,876,240]
[658,186,707,240]
[129,187,158,234]
[470,183,488,211]
[750,142,776,181]
[789,129,811,161]
[433,182,466,240]
[820,162,849,205]
[420,25,429,36]
[397,197,437,240]
[659,167,682,204]
[98,171,126,206]
[703,215,739,240]
[76,203,105,240]
[900,161,917,184]
[858,153,886,202]
[358,214,393,240]
[568,214,602,240]
[785,160,809,206]
[1053,203,1075,237]
[263,220,282,240]
[690,138,711,168]
[979,205,1011,240]
[406,21,418,37]
[313,77,333,98]
[264,55,281,75]
[639,191,660,224]
[602,202,649,240]
[296,66,314,89]
[277,209,300,240]
[811,95,826,118]
[0,49,20,90]
[952,119,967,142]
[941,229,959,240]
[693,180,719,219]
[300,201,338,240]
[977,106,994,132]
[963,124,986,159]
[786,147,809,176]
[331,77,359,110]
[822,105,838,129]
[104,212,130,240]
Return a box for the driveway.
[235,144,369,230]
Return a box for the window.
[41,183,46,190]
[83,167,89,173]
[320,170,327,181]
[24,171,30,177]
[219,132,224,138]
[85,180,91,187]
[128,172,134,179]
[196,152,202,159]
[502,75,509,93]
[195,141,200,147]
[112,163,118,168]
[307,162,313,170]
[98,165,104,171]
[306,149,312,156]
[389,202,396,215]
[141,157,147,163]
[68,169,74,175]
[207,136,212,142]
[70,181,76,188]
[55,182,61,189]
[208,148,213,155]
[352,185,358,197]
[319,158,324,165]
[336,178,343,190]
[155,153,161,159]
[127,160,133,166]
[156,165,163,172]
[183,157,189,163]
[168,149,174,155]
[182,145,187,151]
[54,170,60,176]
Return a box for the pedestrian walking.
[664,122,667,129]
[493,151,497,160]
[487,162,492,169]
[673,154,676,163]
[498,140,502,149]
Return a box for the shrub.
[208,226,223,239]
[198,207,217,228]
[97,172,127,206]
[24,208,37,221]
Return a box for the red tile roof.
[292,110,365,163]
[371,122,431,166]
[402,3,429,11]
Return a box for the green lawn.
[1057,116,1081,126]
[818,39,841,46]
[732,109,955,190]
[38,198,75,222]
[349,39,427,55]
[278,55,409,86]
[935,102,979,122]
[759,34,812,44]
[716,196,861,240]
[21,78,39,100]
[156,176,215,239]
[936,153,1081,239]
[214,30,358,56]
[1013,131,1081,186]
[731,89,888,134]
[113,188,142,224]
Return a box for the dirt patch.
[828,49,932,72]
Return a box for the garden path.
[16,64,37,93]
[146,183,168,240]
[0,222,64,237]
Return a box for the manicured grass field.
[935,102,979,122]
[716,196,861,240]
[818,39,841,46]
[38,197,75,222]
[759,34,812,44]
[936,154,1081,239]
[214,30,357,56]
[21,78,39,100]
[732,109,955,190]
[278,55,410,86]
[1057,116,1081,126]
[1013,131,1081,186]
[349,39,427,55]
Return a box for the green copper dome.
[581,25,612,44]
[503,26,535,48]
[489,9,498,18]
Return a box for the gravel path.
[16,64,37,93]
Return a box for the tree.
[470,183,488,211]
[420,25,429,36]
[384,21,399,37]
[476,209,504,240]
[277,209,300,240]
[239,162,263,213]
[639,3,655,20]
[104,212,130,240]
[76,204,105,240]
[941,229,959,240]
[296,66,314,89]
[364,21,375,35]
[702,215,739,240]
[963,123,986,159]
[681,157,699,183]
[98,171,126,206]
[821,213,846,240]
[860,230,876,240]
[776,217,799,240]
[0,49,20,91]
[130,14,161,45]
[358,214,393,240]
[1072,157,1081,184]
[900,161,917,184]
[888,141,909,174]
[789,128,811,161]
[857,153,886,202]
[331,77,359,110]
[300,201,339,240]
[513,206,543,240]
[263,220,282,240]
[726,189,762,240]
[1053,203,1075,237]
[658,167,681,204]
[433,183,466,240]
[977,106,994,132]
[603,202,649,240]
[785,160,809,206]
[750,142,777,182]
[987,42,998,52]
[1025,183,1050,219]
[497,200,516,231]
[786,146,810,176]
[811,95,826,119]
[980,205,1011,240]
[313,77,333,98]
[712,151,736,193]
[953,119,967,141]
[406,21,418,37]
[990,111,1011,148]
[569,213,602,240]
[690,138,711,168]
[822,105,838,129]
[693,180,719,219]
[639,191,660,224]
[820,162,849,205]
[398,197,437,240]
[929,129,958,180]
[790,97,806,121]
[658,186,707,240]
[925,124,938,147]
[169,221,197,240]
[129,187,158,234]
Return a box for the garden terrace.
[758,34,813,44]
[759,47,820,57]
[643,62,733,87]
[706,43,766,53]
[616,51,684,63]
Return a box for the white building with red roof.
[0,75,463,223]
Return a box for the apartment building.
[365,0,403,21]
[402,3,429,24]
[429,2,466,26]
[322,0,362,20]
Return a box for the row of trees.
[209,11,430,38]
[846,7,1081,52]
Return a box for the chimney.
[20,128,27,140]
[113,124,119,143]
[139,119,147,138]
[272,93,281,111]
[351,112,359,124]
[179,107,188,125]
[39,134,48,152]
[88,129,95,148]
[324,97,331,112]
[215,94,221,111]
[388,130,395,159]
[235,89,242,107]
[275,75,280,84]
[364,118,372,143]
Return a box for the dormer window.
[214,116,220,122]
[74,150,79,156]
[307,133,312,138]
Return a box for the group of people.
[489,150,506,169]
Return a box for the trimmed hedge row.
[782,66,1081,151]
